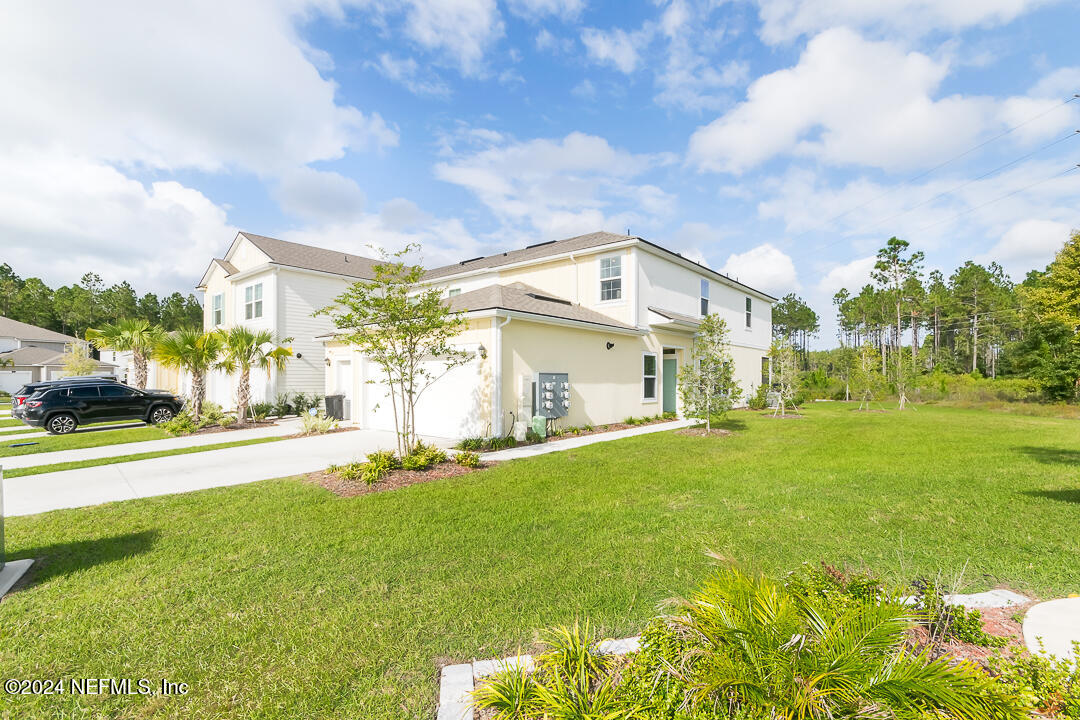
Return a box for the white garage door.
[0,370,33,394]
[361,353,487,440]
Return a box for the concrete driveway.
[2,429,451,517]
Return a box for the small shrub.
[455,450,481,468]
[300,412,336,435]
[272,393,293,417]
[248,402,273,420]
[581,424,593,432]
[201,401,225,423]
[362,450,399,485]
[488,435,517,451]
[161,411,197,436]
[471,663,537,719]
[335,462,364,481]
[525,429,543,444]
[748,383,770,410]
[291,392,324,416]
[911,578,1006,647]
[990,642,1080,718]
[456,436,486,451]
[218,415,237,428]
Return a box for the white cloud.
[978,218,1073,277]
[581,26,648,74]
[654,0,748,111]
[0,0,397,176]
[281,200,483,269]
[507,0,584,20]
[572,79,597,100]
[752,0,1058,45]
[0,149,234,293]
[688,28,1076,174]
[719,243,799,295]
[398,0,504,77]
[434,130,677,239]
[274,168,368,223]
[815,256,876,295]
[370,53,451,97]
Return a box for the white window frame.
[598,254,623,303]
[211,293,223,326]
[745,296,752,329]
[245,283,264,320]
[642,351,658,402]
[447,288,461,297]
[700,279,710,316]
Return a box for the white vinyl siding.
[277,269,353,399]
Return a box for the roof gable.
[448,282,638,332]
[238,232,380,280]
[0,316,78,344]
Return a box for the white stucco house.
[194,231,776,435]
[0,317,116,393]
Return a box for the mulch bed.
[287,425,359,439]
[189,419,277,436]
[477,416,678,452]
[308,460,494,498]
[911,601,1033,667]
[674,427,733,437]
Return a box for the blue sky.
[2,0,1079,343]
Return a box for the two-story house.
[0,316,115,392]
[195,232,380,408]
[322,231,776,439]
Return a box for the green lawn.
[0,425,169,456]
[0,420,145,437]
[1,403,1079,719]
[0,417,24,428]
[1,437,284,478]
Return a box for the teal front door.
[662,357,677,414]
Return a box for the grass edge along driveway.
[1,402,1079,719]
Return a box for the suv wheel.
[150,406,175,425]
[47,413,78,435]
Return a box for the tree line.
[818,230,1080,402]
[0,263,202,337]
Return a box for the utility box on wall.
[534,372,570,419]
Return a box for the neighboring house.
[193,232,380,409]
[0,316,116,392]
[323,231,777,439]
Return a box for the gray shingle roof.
[424,231,632,280]
[239,232,380,280]
[448,282,638,331]
[0,346,117,368]
[0,316,78,344]
[648,306,702,327]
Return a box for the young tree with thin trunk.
[156,327,225,421]
[86,318,165,389]
[678,314,743,433]
[852,343,885,411]
[61,342,97,376]
[318,246,469,456]
[768,337,799,416]
[217,326,293,423]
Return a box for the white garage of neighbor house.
[322,231,776,440]
[0,316,116,393]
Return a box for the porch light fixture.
[325,358,331,366]
[606,342,615,350]
[478,345,487,360]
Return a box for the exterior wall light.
[606,342,615,350]
[478,345,488,360]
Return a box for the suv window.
[101,385,138,397]
[68,386,101,398]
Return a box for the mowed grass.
[0,417,24,428]
[0,424,169,456]
[1,403,1079,719]
[1,436,284,478]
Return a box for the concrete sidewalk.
[484,418,696,461]
[0,419,305,470]
[2,428,447,516]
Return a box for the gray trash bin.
[325,394,344,421]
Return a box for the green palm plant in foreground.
[216,326,292,423]
[155,327,225,421]
[660,565,1027,720]
[86,318,165,389]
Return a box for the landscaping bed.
[459,413,679,452]
[310,457,491,498]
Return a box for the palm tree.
[155,327,225,421]
[216,327,292,423]
[86,319,164,389]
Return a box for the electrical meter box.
[534,372,570,419]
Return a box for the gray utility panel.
[534,372,570,419]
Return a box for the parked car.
[19,380,184,434]
[11,377,119,420]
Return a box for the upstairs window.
[600,255,622,301]
[745,297,752,328]
[447,288,461,297]
[642,353,657,400]
[211,294,223,326]
[700,279,710,316]
[245,283,263,320]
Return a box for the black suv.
[19,380,184,434]
[11,377,118,420]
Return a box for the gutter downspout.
[492,314,512,436]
